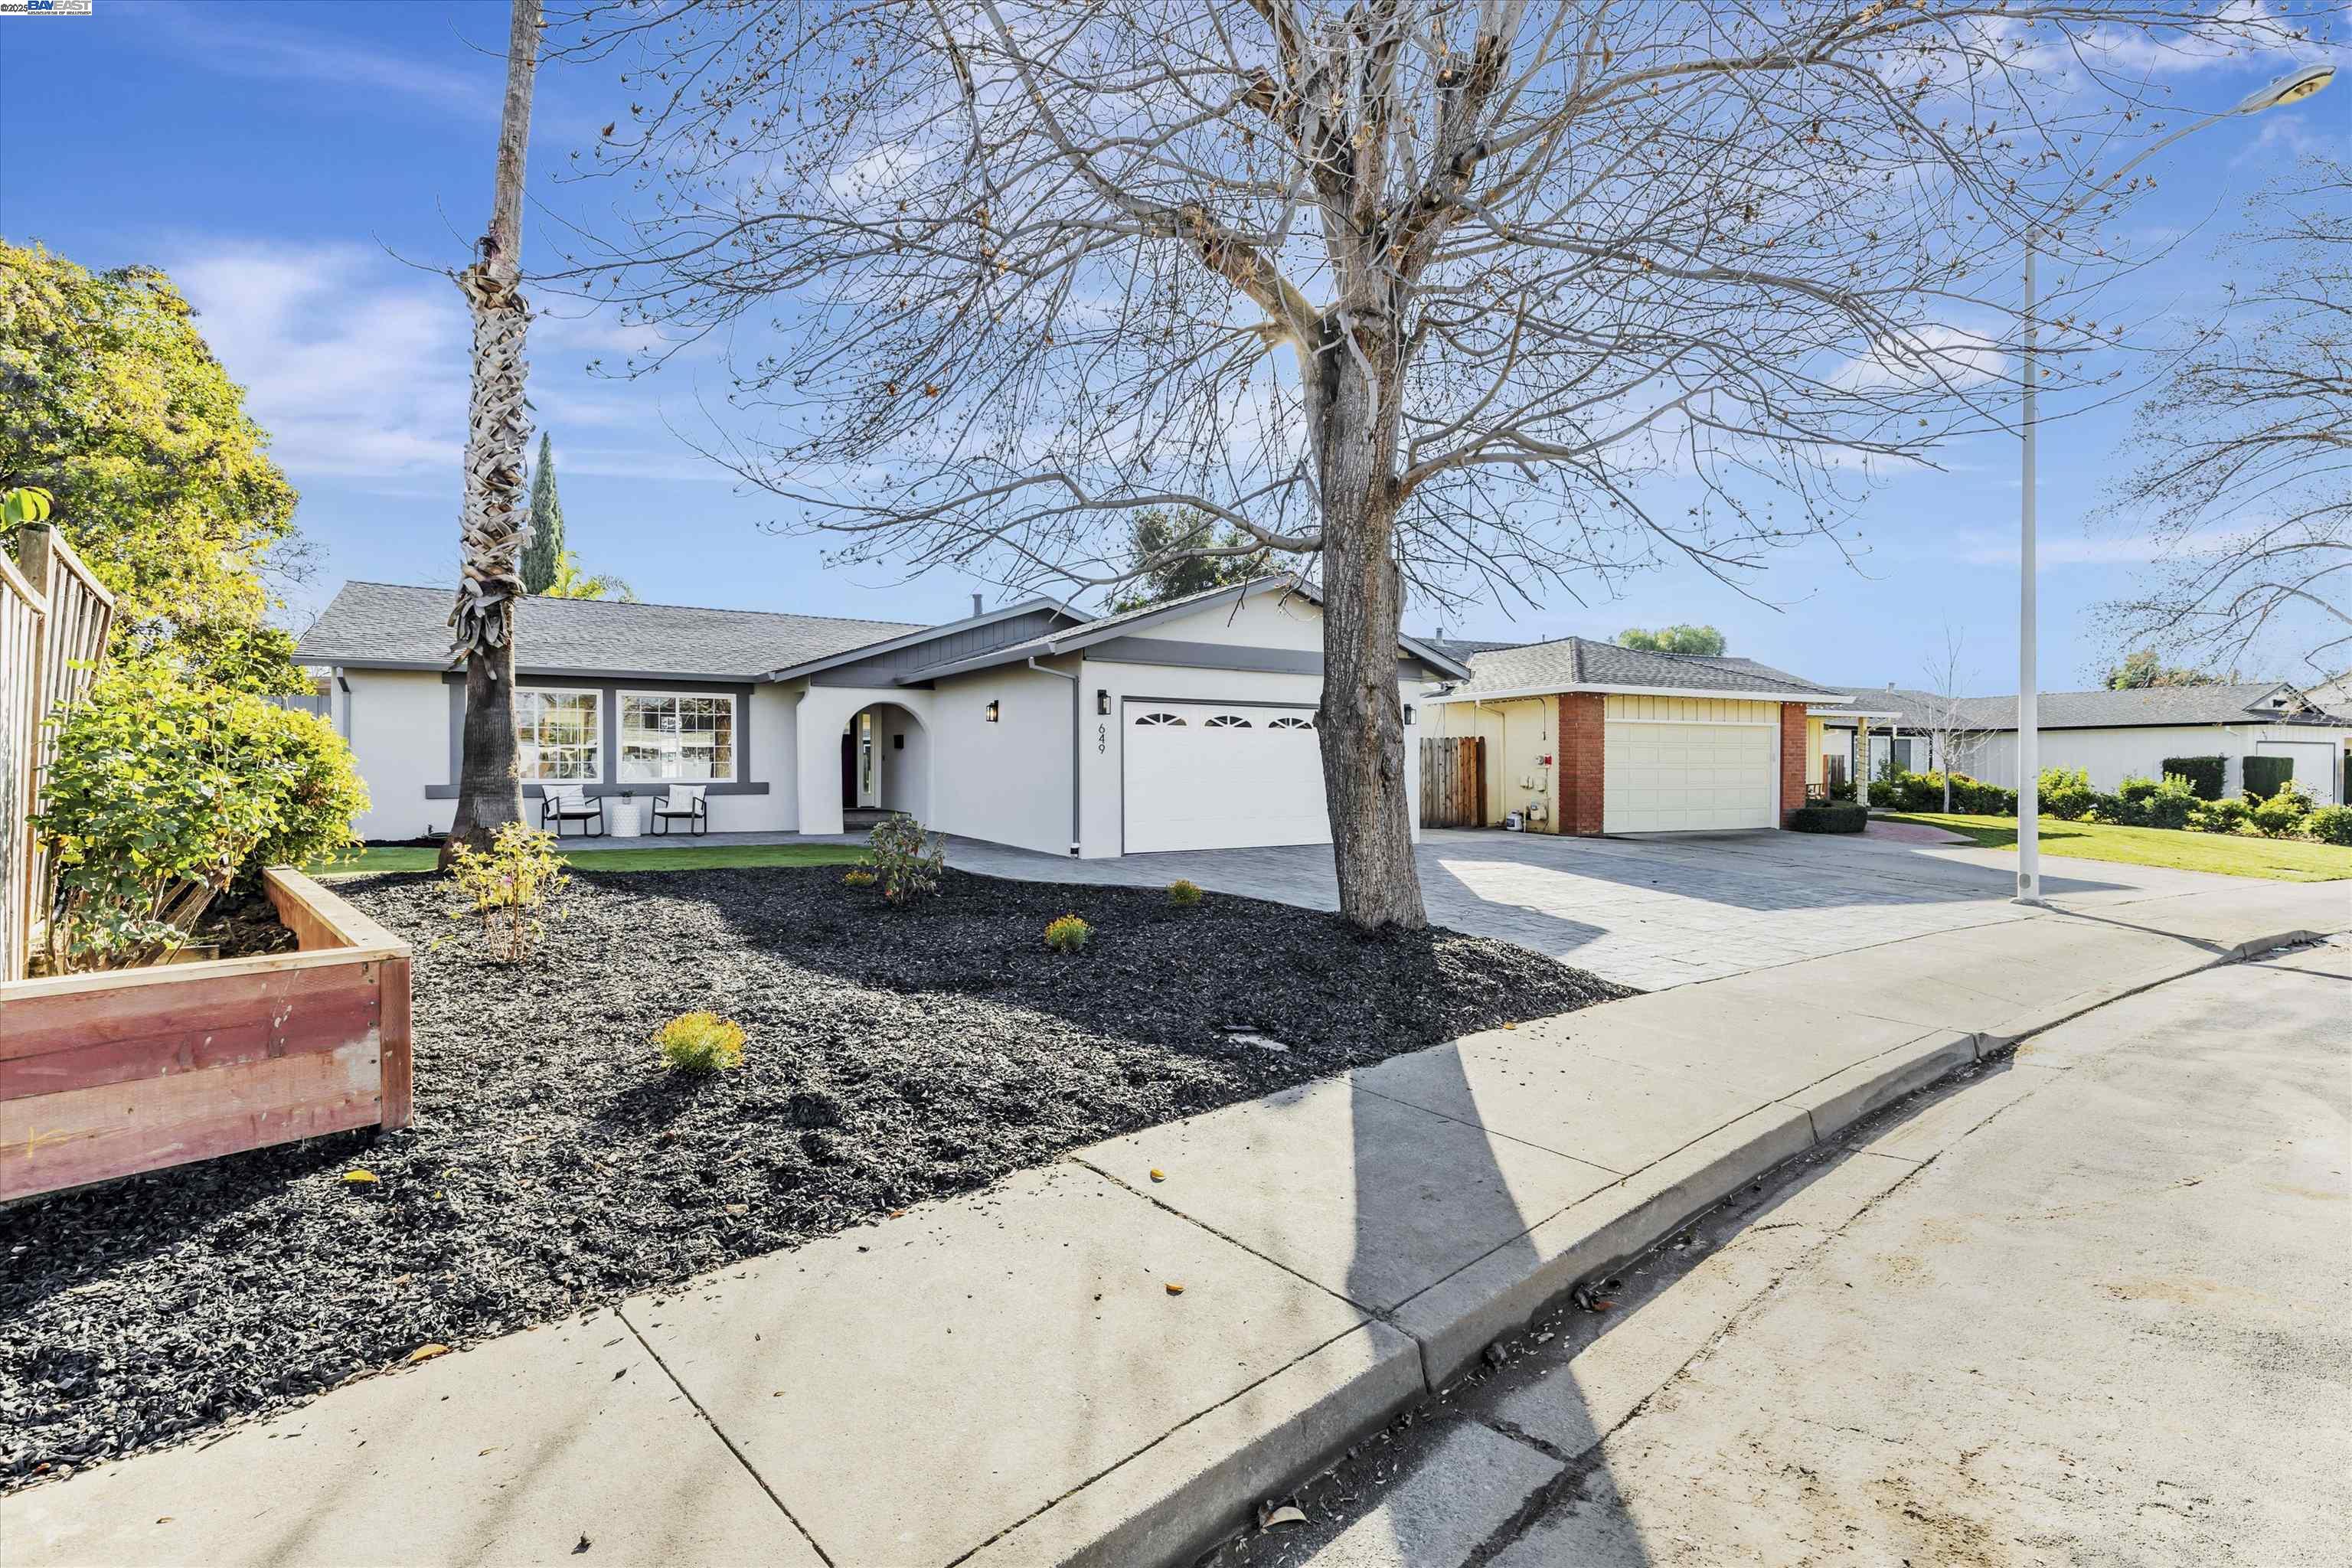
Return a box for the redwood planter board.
[0,868,413,1203]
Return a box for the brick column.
[1557,693,1607,835]
[1779,702,1809,827]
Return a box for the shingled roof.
[1432,635,1844,702]
[295,582,925,681]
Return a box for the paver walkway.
[8,880,2337,1568]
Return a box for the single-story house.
[1811,682,2352,804]
[292,574,1467,858]
[1420,637,1850,833]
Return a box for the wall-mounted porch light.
[985,700,1001,724]
[1403,704,1416,725]
[1096,688,1110,716]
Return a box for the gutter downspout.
[1028,654,1082,854]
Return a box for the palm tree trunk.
[443,0,541,868]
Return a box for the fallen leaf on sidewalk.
[342,1170,380,1185]
[1149,1168,1166,1182]
[1257,1503,1308,1528]
[1165,1282,1185,1295]
[573,1533,593,1554]
[404,1344,450,1364]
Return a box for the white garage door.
[1123,701,1331,853]
[2256,740,2340,805]
[1603,720,1777,833]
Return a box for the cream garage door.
[1123,701,1331,853]
[1603,720,1777,832]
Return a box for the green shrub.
[868,813,945,906]
[2307,805,2352,847]
[1787,802,1867,834]
[1867,778,1899,808]
[2142,774,2200,830]
[1044,913,1092,953]
[2161,756,2226,801]
[2084,791,2145,827]
[31,660,369,972]
[445,822,570,962]
[842,867,877,888]
[2116,775,2160,804]
[2241,755,2295,801]
[2190,797,2251,835]
[1168,879,1204,906]
[2037,766,2094,822]
[656,1011,746,1074]
[2249,785,2311,838]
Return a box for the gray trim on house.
[424,674,770,801]
[1041,634,1445,680]
[818,606,1078,688]
[767,596,1081,682]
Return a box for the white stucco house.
[1810,682,2352,804]
[292,575,1468,858]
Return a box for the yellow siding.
[1429,696,1552,828]
[1603,694,1777,724]
[1805,716,1824,787]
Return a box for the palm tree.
[443,0,541,867]
[541,550,636,602]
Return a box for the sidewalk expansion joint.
[1064,1153,1377,1315]
[613,1302,835,1568]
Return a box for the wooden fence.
[1419,735,1487,828]
[1,524,115,982]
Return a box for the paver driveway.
[943,828,2247,989]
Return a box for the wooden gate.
[1419,735,1487,828]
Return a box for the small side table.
[607,799,642,839]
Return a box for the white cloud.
[128,0,497,116]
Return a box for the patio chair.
[537,783,606,838]
[651,783,710,836]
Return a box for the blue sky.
[2,1,2341,691]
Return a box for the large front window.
[620,692,736,782]
[518,689,600,781]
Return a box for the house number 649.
[1097,723,1108,754]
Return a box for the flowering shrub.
[656,1011,746,1074]
[1044,914,1092,953]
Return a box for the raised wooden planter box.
[0,868,412,1203]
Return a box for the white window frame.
[618,690,739,784]
[517,688,603,783]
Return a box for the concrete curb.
[1031,923,2330,1567]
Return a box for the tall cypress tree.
[520,430,564,594]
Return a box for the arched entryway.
[842,701,929,827]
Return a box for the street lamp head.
[2237,63,2334,113]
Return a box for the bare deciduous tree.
[2099,156,2350,687]
[1916,624,1988,811]
[446,0,544,867]
[550,0,2295,927]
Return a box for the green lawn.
[1881,812,2352,882]
[313,842,872,877]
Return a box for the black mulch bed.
[1,867,1630,1487]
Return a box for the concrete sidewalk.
[8,893,2342,1568]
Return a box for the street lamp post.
[2014,62,2333,905]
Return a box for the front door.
[841,732,856,808]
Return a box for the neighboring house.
[1422,638,1848,833]
[1815,683,2352,804]
[1809,687,1952,789]
[292,575,1465,858]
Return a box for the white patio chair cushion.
[544,784,596,813]
[661,785,708,812]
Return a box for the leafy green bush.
[868,813,945,906]
[1787,802,1867,834]
[2085,791,2145,827]
[1168,878,1204,906]
[1867,777,1899,808]
[2142,774,2200,830]
[656,1011,746,1074]
[2249,786,2311,838]
[1044,913,1092,952]
[2241,755,2295,802]
[2037,766,2094,821]
[31,661,368,972]
[2116,775,2159,804]
[2161,756,2226,801]
[2190,798,2251,835]
[2307,805,2352,847]
[446,822,570,962]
